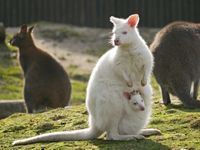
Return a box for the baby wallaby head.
[10,24,34,48]
[123,90,145,111]
[110,14,140,47]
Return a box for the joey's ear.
[28,26,34,34]
[20,24,27,33]
[127,14,139,27]
[110,16,123,26]
[123,92,131,100]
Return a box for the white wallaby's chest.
[114,49,145,82]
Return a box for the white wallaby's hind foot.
[107,133,145,141]
[139,128,161,136]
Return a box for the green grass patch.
[0,41,23,100]
[68,64,90,82]
[71,80,87,105]
[1,102,200,149]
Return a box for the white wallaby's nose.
[114,39,120,46]
[139,105,145,111]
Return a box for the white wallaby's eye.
[133,102,137,105]
[122,31,127,35]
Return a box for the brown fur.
[10,25,71,113]
[150,21,200,108]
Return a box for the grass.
[71,80,87,105]
[0,75,200,149]
[1,97,200,149]
[1,33,200,150]
[0,37,23,100]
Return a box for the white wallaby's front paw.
[141,78,147,87]
[127,81,133,87]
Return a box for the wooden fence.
[0,0,200,28]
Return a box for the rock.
[0,23,6,44]
[0,100,26,119]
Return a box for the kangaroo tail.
[12,126,102,146]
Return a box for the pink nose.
[114,39,120,45]
[140,106,145,111]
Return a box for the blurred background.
[0,0,200,28]
[0,0,200,117]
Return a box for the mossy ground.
[1,96,200,150]
[1,65,200,150]
[0,32,200,150]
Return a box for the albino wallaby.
[13,14,160,146]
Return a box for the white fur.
[126,92,145,111]
[12,14,160,146]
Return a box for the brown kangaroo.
[150,21,200,108]
[10,24,71,113]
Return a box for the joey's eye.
[122,31,127,35]
[133,102,137,105]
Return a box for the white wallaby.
[13,14,160,146]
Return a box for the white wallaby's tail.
[12,127,102,146]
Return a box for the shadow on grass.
[90,139,171,150]
[165,103,200,112]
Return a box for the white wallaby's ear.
[127,14,139,27]
[110,16,123,26]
